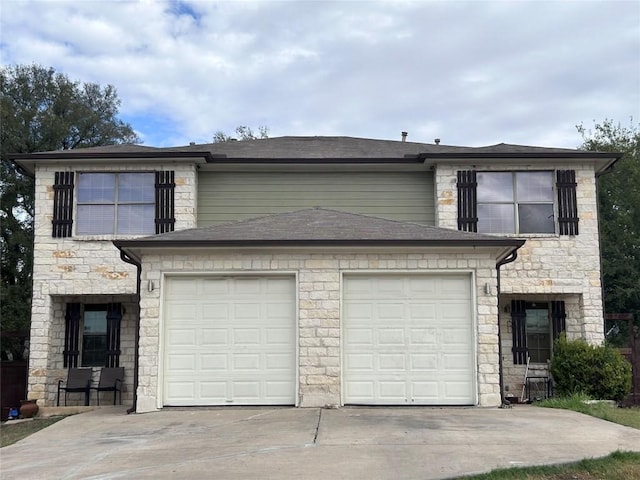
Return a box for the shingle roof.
[114,208,524,249]
[15,136,605,159]
[12,135,620,176]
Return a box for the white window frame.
[477,171,556,234]
[76,172,155,236]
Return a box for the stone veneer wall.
[28,162,197,405]
[135,250,501,412]
[435,162,605,396]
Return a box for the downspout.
[118,248,141,414]
[496,250,519,407]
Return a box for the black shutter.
[551,300,566,340]
[457,170,477,232]
[557,170,578,235]
[64,303,81,368]
[511,300,528,365]
[105,303,122,368]
[52,172,74,237]
[155,171,175,234]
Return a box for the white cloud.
[1,0,638,148]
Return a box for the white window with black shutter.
[51,170,176,237]
[63,303,122,368]
[510,300,566,365]
[456,169,579,235]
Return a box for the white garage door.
[163,276,296,406]
[343,274,475,405]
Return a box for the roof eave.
[11,151,213,175]
[420,151,622,173]
[114,238,526,263]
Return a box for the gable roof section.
[114,208,524,261]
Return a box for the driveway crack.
[313,408,322,444]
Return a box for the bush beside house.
[550,335,632,401]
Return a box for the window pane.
[117,204,155,234]
[77,173,115,203]
[516,172,553,202]
[82,335,107,367]
[77,205,115,235]
[477,172,513,202]
[118,173,155,202]
[84,310,107,334]
[526,307,550,363]
[82,309,107,367]
[477,204,515,233]
[519,204,555,233]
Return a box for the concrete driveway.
[2,405,639,480]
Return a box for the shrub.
[550,334,632,401]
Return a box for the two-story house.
[13,136,619,412]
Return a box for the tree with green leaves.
[0,64,140,359]
[578,119,640,336]
[213,125,269,143]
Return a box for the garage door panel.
[343,274,475,405]
[445,382,473,398]
[409,304,437,320]
[377,277,404,295]
[167,329,197,346]
[167,354,196,371]
[166,381,195,400]
[442,331,472,347]
[201,278,231,295]
[267,278,295,294]
[345,328,373,344]
[408,277,436,294]
[379,381,406,399]
[233,329,260,344]
[201,304,229,319]
[378,328,405,345]
[164,276,296,406]
[167,303,197,320]
[234,381,260,398]
[409,328,437,345]
[346,353,374,370]
[411,354,437,370]
[412,382,439,399]
[233,277,261,294]
[234,303,260,320]
[200,354,228,371]
[265,328,292,345]
[378,303,404,320]
[201,329,227,345]
[379,354,405,370]
[267,302,295,319]
[265,353,294,369]
[266,381,294,398]
[233,354,261,370]
[199,382,226,399]
[443,354,472,369]
[346,381,374,398]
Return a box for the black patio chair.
[57,368,92,406]
[91,367,124,405]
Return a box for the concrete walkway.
[1,405,639,479]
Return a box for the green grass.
[537,393,640,429]
[0,416,66,447]
[455,450,640,479]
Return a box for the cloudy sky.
[1,0,638,149]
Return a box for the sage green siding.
[197,171,435,226]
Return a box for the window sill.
[73,234,154,242]
[486,233,561,238]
